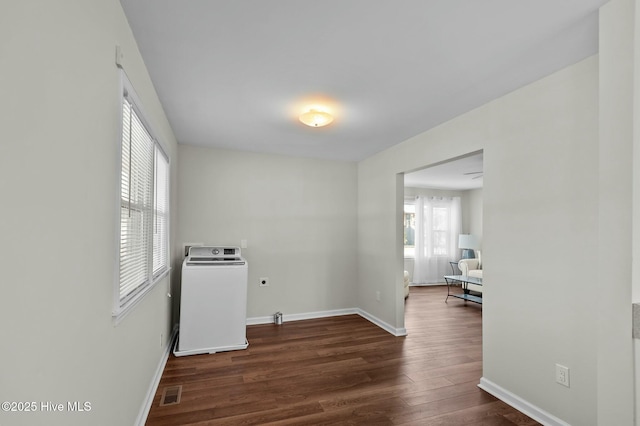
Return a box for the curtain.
[413,196,461,284]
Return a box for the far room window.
[412,196,461,285]
[404,200,416,257]
[431,206,450,256]
[114,72,170,320]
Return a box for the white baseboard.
[247,308,358,325]
[246,315,277,325]
[478,377,569,426]
[135,325,178,426]
[356,308,407,336]
[247,308,407,337]
[284,308,360,323]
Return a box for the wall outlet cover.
[555,364,570,387]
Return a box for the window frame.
[113,70,171,323]
[403,198,416,258]
[430,204,451,257]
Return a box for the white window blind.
[116,88,169,316]
[153,149,169,276]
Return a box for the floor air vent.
[159,385,182,406]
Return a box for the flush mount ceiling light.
[299,108,333,128]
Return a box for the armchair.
[458,258,482,279]
[458,251,482,293]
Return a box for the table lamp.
[459,234,479,259]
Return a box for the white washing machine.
[175,246,249,356]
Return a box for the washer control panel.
[187,246,241,258]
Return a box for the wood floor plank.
[145,286,541,425]
[389,389,498,424]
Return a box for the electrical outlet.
[259,277,269,287]
[376,291,381,301]
[555,364,570,387]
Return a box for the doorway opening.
[401,150,483,326]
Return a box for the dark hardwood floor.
[146,286,540,425]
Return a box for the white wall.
[358,56,602,424]
[466,188,483,242]
[599,0,636,424]
[178,146,358,319]
[484,58,599,425]
[0,2,178,425]
[631,0,640,419]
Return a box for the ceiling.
[119,0,606,162]
[405,152,484,190]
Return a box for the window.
[114,74,170,319]
[404,200,416,257]
[412,196,461,284]
[431,206,450,256]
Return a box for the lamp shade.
[299,109,333,127]
[458,234,479,259]
[458,234,479,249]
[458,234,478,249]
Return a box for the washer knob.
[212,248,219,255]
